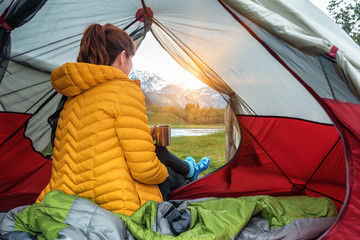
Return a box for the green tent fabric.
[9,190,337,240]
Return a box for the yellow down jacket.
[37,62,168,216]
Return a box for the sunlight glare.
[132,33,207,89]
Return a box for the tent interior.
[1,0,360,239]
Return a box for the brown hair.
[77,23,136,65]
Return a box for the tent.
[1,0,360,238]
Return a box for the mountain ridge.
[129,69,226,108]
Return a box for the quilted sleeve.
[114,87,168,185]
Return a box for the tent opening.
[131,32,229,177]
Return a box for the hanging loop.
[0,0,15,33]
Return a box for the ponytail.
[77,23,135,66]
[77,24,110,65]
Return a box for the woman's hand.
[150,126,156,142]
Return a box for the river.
[171,128,225,137]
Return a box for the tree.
[327,0,360,45]
[185,102,195,111]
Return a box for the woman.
[36,23,209,216]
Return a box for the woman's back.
[37,62,167,215]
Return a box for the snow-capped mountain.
[130,69,168,92]
[129,69,226,108]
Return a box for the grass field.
[148,109,227,177]
[167,131,227,177]
[147,111,188,127]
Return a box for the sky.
[132,33,205,89]
[132,0,332,89]
[311,0,331,14]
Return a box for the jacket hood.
[51,62,130,97]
